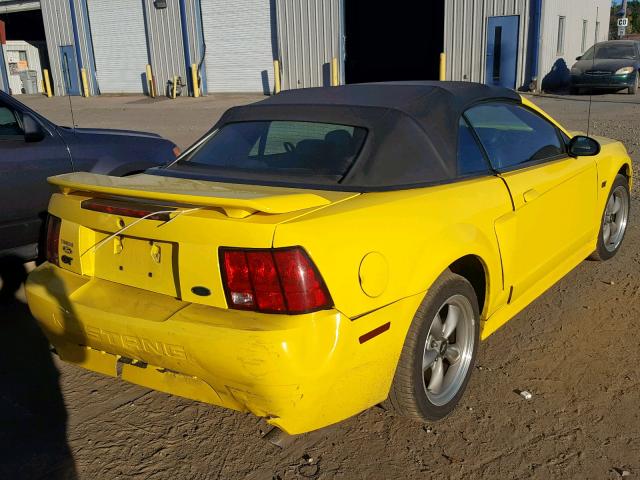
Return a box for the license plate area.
[94,234,178,297]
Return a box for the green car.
[570,40,640,95]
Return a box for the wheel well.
[618,164,631,182]
[448,255,486,315]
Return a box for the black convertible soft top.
[171,82,521,191]
[212,82,520,190]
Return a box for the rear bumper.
[26,263,422,434]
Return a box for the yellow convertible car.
[26,82,632,434]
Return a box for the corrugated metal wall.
[444,0,530,89]
[0,44,9,93]
[275,0,341,90]
[538,0,610,90]
[41,0,97,95]
[143,0,186,97]
[41,0,74,95]
[184,0,206,93]
[201,0,275,93]
[73,0,98,94]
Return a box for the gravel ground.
[1,91,640,480]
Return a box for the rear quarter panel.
[273,176,514,324]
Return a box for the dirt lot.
[18,93,266,150]
[2,92,640,479]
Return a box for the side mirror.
[568,135,600,157]
[576,55,582,61]
[23,113,46,143]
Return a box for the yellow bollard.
[172,75,177,99]
[191,63,200,97]
[439,53,446,81]
[331,57,339,86]
[146,64,156,98]
[80,68,90,97]
[43,68,52,97]
[273,59,281,94]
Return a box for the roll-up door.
[201,0,274,93]
[87,0,148,93]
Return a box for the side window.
[464,103,564,171]
[0,102,23,139]
[457,116,491,176]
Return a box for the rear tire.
[387,270,479,422]
[590,174,630,261]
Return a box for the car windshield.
[582,44,637,60]
[171,120,367,182]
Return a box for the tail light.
[45,215,62,266]
[220,247,332,314]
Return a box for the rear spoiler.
[48,172,333,219]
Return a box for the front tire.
[591,174,630,261]
[629,73,638,94]
[387,270,479,422]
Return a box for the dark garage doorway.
[344,0,445,84]
[0,9,50,84]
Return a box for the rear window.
[175,121,367,182]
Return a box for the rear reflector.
[220,247,332,314]
[359,322,391,344]
[45,215,62,266]
[81,198,174,221]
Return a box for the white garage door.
[201,0,274,92]
[87,0,148,93]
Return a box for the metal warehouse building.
[0,0,611,97]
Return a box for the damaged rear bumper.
[26,263,422,434]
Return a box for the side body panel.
[481,136,630,338]
[495,156,598,302]
[273,176,513,327]
[482,97,633,337]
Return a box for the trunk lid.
[48,172,358,309]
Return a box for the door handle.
[523,189,540,202]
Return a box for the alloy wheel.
[422,294,475,406]
[603,185,629,253]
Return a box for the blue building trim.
[68,0,85,91]
[528,0,543,86]
[194,0,207,95]
[80,0,100,94]
[178,0,192,95]
[0,44,10,93]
